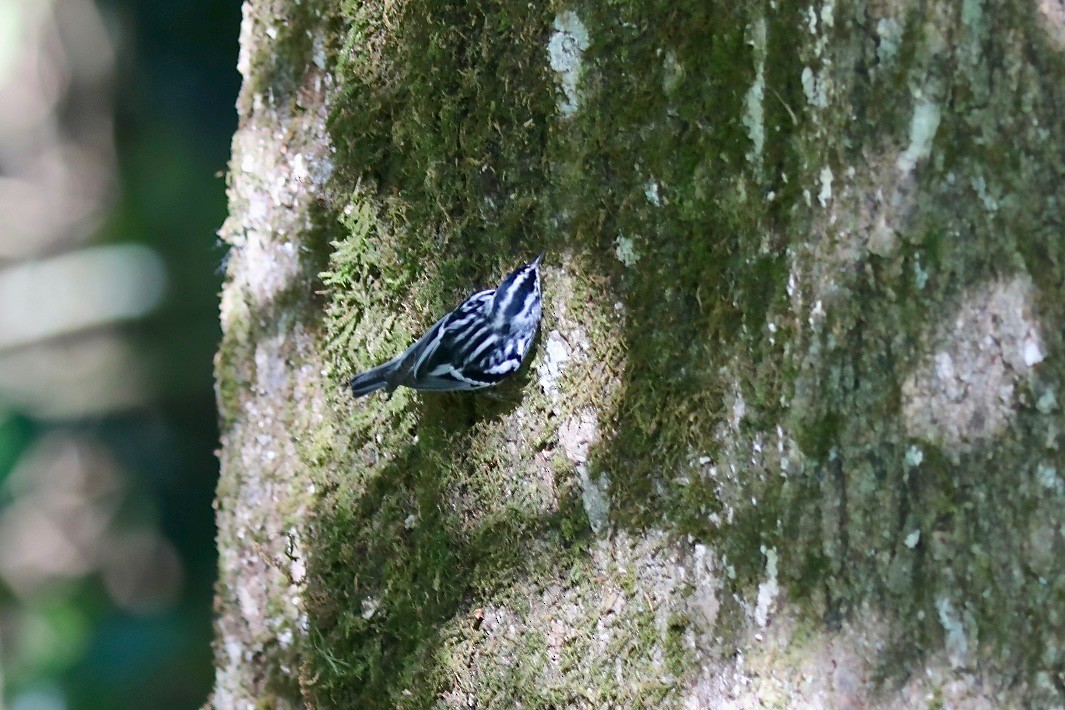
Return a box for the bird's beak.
[533,252,545,268]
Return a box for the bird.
[349,253,544,398]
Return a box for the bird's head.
[491,253,544,333]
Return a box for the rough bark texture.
[212,0,1064,706]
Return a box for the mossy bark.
[213,0,1064,706]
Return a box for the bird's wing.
[390,289,494,390]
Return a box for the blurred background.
[0,0,240,707]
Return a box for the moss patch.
[265,0,1065,704]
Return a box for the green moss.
[256,0,1065,703]
[308,0,811,699]
[214,307,252,432]
[240,0,337,104]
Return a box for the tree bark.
[213,0,1064,706]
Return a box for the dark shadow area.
[305,394,592,705]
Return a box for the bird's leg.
[478,388,517,403]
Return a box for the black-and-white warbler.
[350,253,544,398]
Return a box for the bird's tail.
[349,357,401,398]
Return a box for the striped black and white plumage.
[349,253,544,398]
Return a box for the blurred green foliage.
[0,1,241,708]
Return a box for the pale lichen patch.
[661,48,684,95]
[547,11,590,117]
[536,329,571,401]
[680,606,889,708]
[235,3,259,80]
[254,333,292,396]
[902,276,1047,455]
[896,98,941,174]
[753,547,779,628]
[533,261,614,417]
[438,529,722,705]
[800,66,829,109]
[876,17,902,65]
[799,144,922,319]
[936,596,972,669]
[223,118,333,310]
[817,166,833,207]
[560,410,609,533]
[578,467,611,535]
[614,234,641,267]
[681,603,1007,708]
[742,18,767,167]
[241,237,301,309]
[1038,0,1065,49]
[643,179,662,206]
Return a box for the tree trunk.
[212,0,1064,705]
